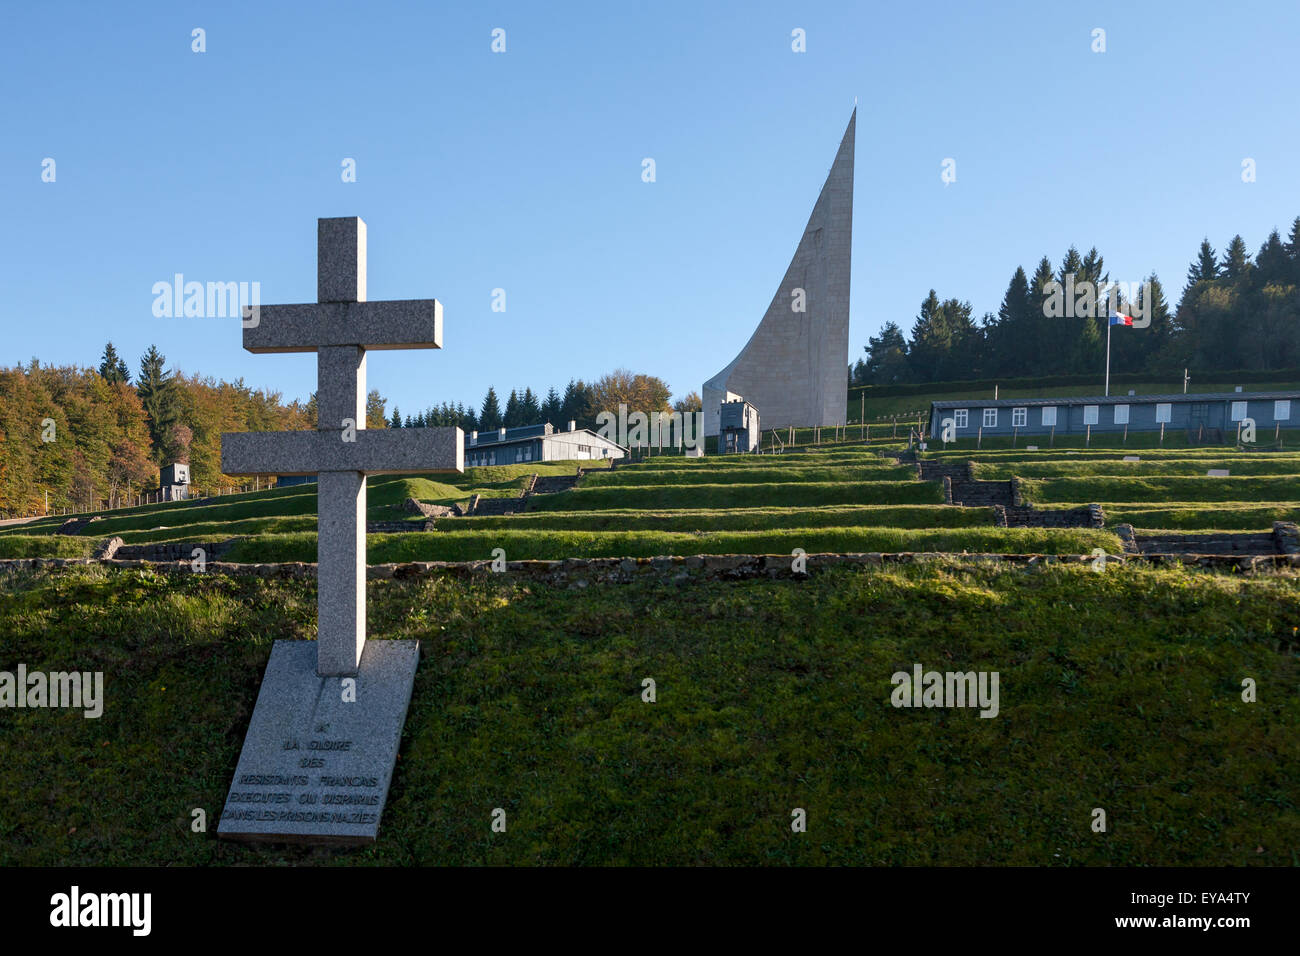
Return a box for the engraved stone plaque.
[217,640,419,845]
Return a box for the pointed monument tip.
[842,106,856,143]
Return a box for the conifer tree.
[863,322,908,384]
[520,387,541,425]
[502,389,521,429]
[1057,246,1084,287]
[479,387,502,431]
[1184,239,1219,292]
[1133,274,1173,369]
[1285,217,1300,285]
[542,386,562,424]
[906,290,946,381]
[1220,235,1252,282]
[1254,230,1289,285]
[560,380,584,425]
[98,342,130,384]
[136,345,180,461]
[989,266,1035,376]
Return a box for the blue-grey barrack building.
[465,421,627,467]
[277,421,626,486]
[928,390,1297,441]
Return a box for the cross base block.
[216,639,420,845]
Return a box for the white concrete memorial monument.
[216,217,462,844]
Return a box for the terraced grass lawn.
[0,463,606,545]
[584,464,916,486]
[438,505,995,532]
[974,459,1300,479]
[2,562,1295,866]
[3,443,1296,558]
[528,480,945,512]
[0,535,95,558]
[218,526,1120,563]
[1085,502,1300,532]
[631,452,894,470]
[0,485,319,539]
[1020,475,1300,505]
[113,515,320,544]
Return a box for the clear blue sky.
[4,0,1298,416]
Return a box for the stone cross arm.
[243,300,443,353]
[221,427,464,477]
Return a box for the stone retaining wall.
[366,520,434,533]
[998,504,1104,529]
[402,498,460,519]
[58,515,102,536]
[114,539,239,562]
[1274,521,1300,554]
[4,550,1296,585]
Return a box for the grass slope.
[1,563,1295,866]
[1100,503,1300,532]
[583,465,916,486]
[0,536,95,559]
[221,527,1120,563]
[437,505,994,533]
[1021,476,1300,505]
[529,481,944,512]
[974,459,1300,479]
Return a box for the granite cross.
[221,217,463,676]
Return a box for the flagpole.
[1104,312,1111,397]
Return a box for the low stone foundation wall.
[402,498,459,519]
[999,504,1104,529]
[366,520,434,533]
[58,515,102,536]
[3,550,1296,584]
[114,539,239,562]
[1274,521,1300,554]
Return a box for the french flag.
[1109,310,1135,327]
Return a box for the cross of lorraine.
[221,216,463,677]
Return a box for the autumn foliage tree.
[0,356,316,516]
[589,368,672,417]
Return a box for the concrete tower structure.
[704,109,855,436]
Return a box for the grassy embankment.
[221,526,1119,563]
[1,561,1295,866]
